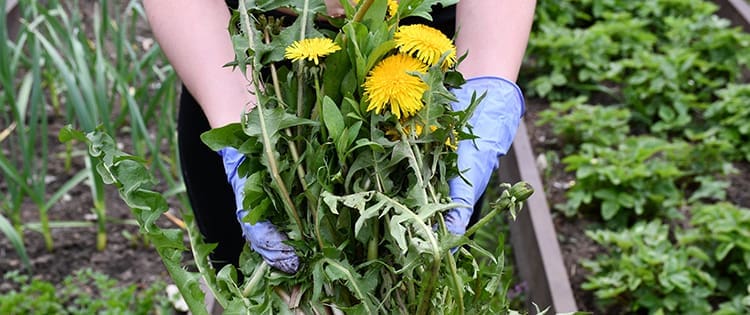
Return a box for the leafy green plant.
[0,269,171,314]
[526,0,750,135]
[582,220,716,314]
[680,203,750,296]
[536,96,630,150]
[558,136,685,223]
[525,0,750,312]
[714,285,750,315]
[704,84,750,162]
[525,14,656,100]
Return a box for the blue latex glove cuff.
[218,147,300,273]
[445,77,524,235]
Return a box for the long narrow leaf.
[0,213,31,271]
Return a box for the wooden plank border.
[499,120,577,313]
[5,0,20,41]
[715,0,750,31]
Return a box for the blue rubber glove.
[445,77,525,235]
[218,147,300,274]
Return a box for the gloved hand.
[218,147,300,274]
[444,77,525,235]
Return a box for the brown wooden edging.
[4,0,20,41]
[500,1,750,313]
[499,120,577,313]
[716,0,750,31]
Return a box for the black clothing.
[178,89,245,268]
[178,2,459,268]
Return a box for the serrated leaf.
[323,258,376,314]
[58,124,87,142]
[355,199,387,238]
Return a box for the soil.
[0,116,176,293]
[523,97,750,313]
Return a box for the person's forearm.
[144,0,252,128]
[455,0,536,81]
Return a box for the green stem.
[410,142,439,203]
[295,0,311,120]
[86,155,107,250]
[39,205,52,250]
[255,97,304,237]
[367,219,379,261]
[262,28,324,250]
[352,0,375,22]
[464,195,512,238]
[439,215,464,315]
[377,193,440,314]
[239,2,304,237]
[416,257,441,315]
[243,261,269,297]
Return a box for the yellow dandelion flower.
[394,24,456,68]
[284,37,341,65]
[363,54,428,119]
[387,0,398,17]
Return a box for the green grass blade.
[32,30,95,130]
[43,169,88,210]
[0,213,32,271]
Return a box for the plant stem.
[263,28,309,190]
[378,193,441,315]
[39,205,52,250]
[410,142,439,203]
[439,215,465,315]
[295,0,311,121]
[86,154,107,250]
[239,2,304,237]
[368,218,379,260]
[464,194,513,238]
[262,28,324,250]
[353,0,375,22]
[401,137,428,205]
[243,261,269,297]
[254,90,305,237]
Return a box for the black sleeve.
[224,1,455,37]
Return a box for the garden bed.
[509,0,750,313]
[1,0,177,307]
